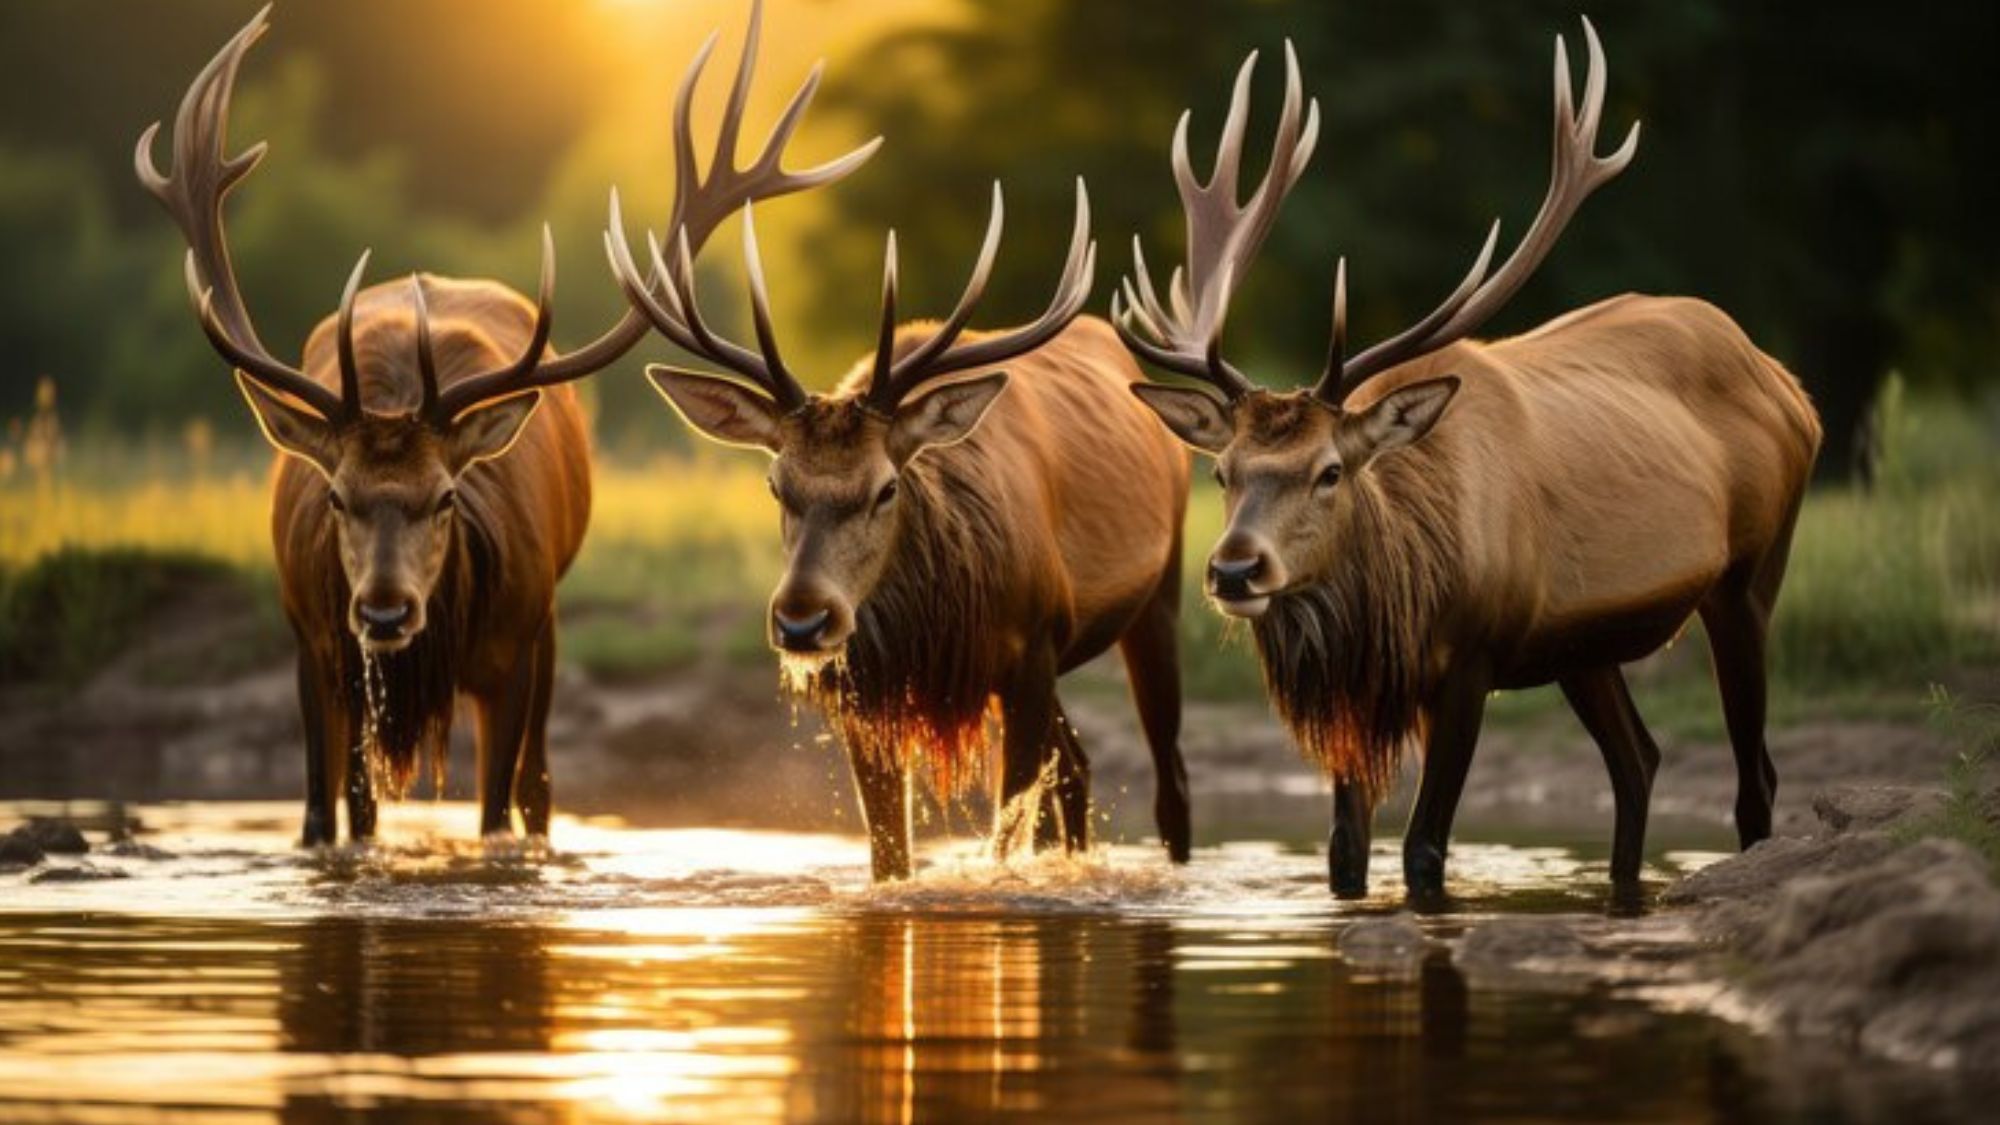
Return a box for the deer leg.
[297,650,338,847]
[1048,700,1092,854]
[848,740,912,881]
[1559,666,1662,884]
[1000,647,1062,853]
[1117,578,1192,862]
[1700,587,1778,850]
[1403,665,1490,897]
[513,622,557,839]
[1329,781,1374,898]
[475,652,537,838]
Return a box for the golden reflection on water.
[0,802,1973,1122]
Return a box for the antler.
[1111,42,1320,402]
[1312,18,1639,406]
[137,4,358,423]
[602,0,882,410]
[450,0,874,417]
[859,178,1095,413]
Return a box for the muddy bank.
[0,563,1971,853]
[1666,783,2000,1070]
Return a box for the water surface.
[0,802,1985,1122]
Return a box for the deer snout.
[351,592,422,650]
[1207,535,1283,617]
[769,588,853,657]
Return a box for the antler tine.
[544,0,880,386]
[865,177,1096,412]
[1115,42,1319,401]
[873,182,1005,392]
[1317,220,1499,401]
[144,5,350,423]
[1323,257,1348,385]
[429,226,560,421]
[740,203,805,406]
[1312,18,1640,406]
[336,251,372,415]
[672,0,884,253]
[410,274,439,420]
[595,0,879,405]
[616,217,805,409]
[863,231,901,407]
[1318,18,1638,406]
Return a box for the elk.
[138,2,872,845]
[607,175,1193,881]
[1113,23,1820,896]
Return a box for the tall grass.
[2,389,1996,711]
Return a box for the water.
[0,802,1988,1122]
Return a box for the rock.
[103,839,175,861]
[1338,915,1427,968]
[1722,839,2000,1070]
[14,820,89,855]
[1811,785,1946,835]
[28,864,129,884]
[0,832,44,866]
[1662,832,1896,907]
[1455,917,1589,973]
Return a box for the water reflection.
[0,804,1992,1122]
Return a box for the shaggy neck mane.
[1250,444,1463,804]
[331,513,491,797]
[791,449,1011,795]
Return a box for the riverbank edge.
[1658,783,2000,1071]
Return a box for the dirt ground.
[0,570,1967,853]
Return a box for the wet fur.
[274,278,589,815]
[795,458,1012,794]
[1251,446,1462,802]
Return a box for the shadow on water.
[0,802,1994,1122]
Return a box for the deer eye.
[875,478,899,510]
[1315,463,1343,490]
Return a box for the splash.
[989,752,1063,862]
[777,649,843,698]
[359,648,392,795]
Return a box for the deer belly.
[1501,571,1717,687]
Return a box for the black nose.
[1208,553,1265,597]
[357,599,413,635]
[773,607,831,650]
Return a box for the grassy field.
[4,386,1997,734]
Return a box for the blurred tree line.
[811,0,1999,480]
[1,0,1994,478]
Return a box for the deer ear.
[887,372,1009,463]
[1131,384,1232,453]
[446,390,541,474]
[237,372,340,477]
[648,365,784,453]
[1353,375,1461,458]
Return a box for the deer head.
[1114,23,1638,617]
[612,172,1094,659]
[139,2,870,651]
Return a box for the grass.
[0,547,241,687]
[1,387,1996,725]
[1891,689,2000,875]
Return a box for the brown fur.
[786,317,1186,792]
[1222,295,1819,793]
[274,278,590,808]
[1249,430,1462,801]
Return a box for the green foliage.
[0,547,232,687]
[1892,689,2000,875]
